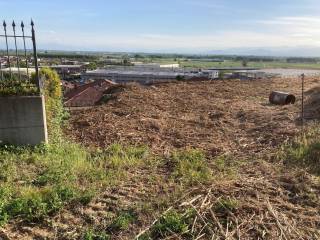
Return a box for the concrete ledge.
[0,95,48,145]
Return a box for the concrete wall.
[0,96,48,145]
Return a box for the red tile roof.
[64,79,115,107]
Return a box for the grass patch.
[107,209,137,233]
[0,142,149,226]
[280,125,320,175]
[83,229,110,240]
[212,154,239,178]
[146,209,194,239]
[170,149,212,185]
[94,144,149,169]
[214,197,239,215]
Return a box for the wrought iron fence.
[0,20,40,95]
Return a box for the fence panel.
[0,20,40,95]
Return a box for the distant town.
[1,51,320,108]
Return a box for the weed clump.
[84,229,110,240]
[214,197,239,215]
[107,209,137,233]
[149,209,194,239]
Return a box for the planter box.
[0,95,48,145]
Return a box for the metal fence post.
[3,21,12,78]
[12,21,21,81]
[301,73,305,130]
[21,21,30,81]
[31,20,40,92]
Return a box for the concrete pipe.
[269,91,296,105]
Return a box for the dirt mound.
[67,78,320,155]
[305,86,320,120]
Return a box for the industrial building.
[132,62,180,68]
[81,69,201,84]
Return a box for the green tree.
[242,59,248,67]
[86,62,97,71]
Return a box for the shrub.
[34,68,68,141]
[0,74,38,96]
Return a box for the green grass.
[108,209,137,232]
[169,149,240,186]
[139,57,320,69]
[213,154,239,178]
[182,60,320,69]
[0,142,149,226]
[280,125,320,175]
[83,229,110,240]
[148,209,194,239]
[214,197,239,215]
[170,149,212,185]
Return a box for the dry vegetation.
[68,77,319,155]
[1,77,320,239]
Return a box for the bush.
[35,68,67,141]
[0,73,38,96]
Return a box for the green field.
[139,58,320,69]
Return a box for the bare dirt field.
[68,77,320,157]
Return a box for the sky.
[1,0,320,55]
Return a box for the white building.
[82,69,199,84]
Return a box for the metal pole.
[31,20,40,92]
[3,21,12,78]
[0,51,3,80]
[301,73,305,130]
[21,21,30,81]
[12,21,21,81]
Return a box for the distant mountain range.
[36,46,320,58]
[207,47,320,57]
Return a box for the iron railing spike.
[0,19,40,93]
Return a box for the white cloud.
[35,15,320,52]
